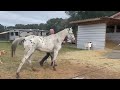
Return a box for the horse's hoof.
[32,68,37,71]
[55,64,57,66]
[16,73,20,79]
[53,67,56,71]
[39,62,43,66]
[53,68,56,71]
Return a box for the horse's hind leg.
[16,48,35,79]
[16,56,28,79]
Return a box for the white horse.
[11,28,73,78]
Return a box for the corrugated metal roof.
[8,29,48,32]
[70,12,120,24]
[0,31,9,35]
[110,12,120,18]
[70,17,120,25]
[70,17,102,24]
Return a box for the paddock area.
[0,41,120,79]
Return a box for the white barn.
[77,23,106,50]
[70,14,120,50]
[8,29,48,41]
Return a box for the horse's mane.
[55,28,68,35]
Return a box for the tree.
[46,18,66,33]
[38,23,47,30]
[7,26,15,30]
[0,24,5,32]
[65,11,119,43]
[0,24,8,40]
[65,11,119,20]
[15,24,25,29]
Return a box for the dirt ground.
[1,42,120,79]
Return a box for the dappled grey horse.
[11,28,73,78]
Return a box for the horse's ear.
[70,27,73,31]
[68,28,71,31]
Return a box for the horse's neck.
[56,30,67,42]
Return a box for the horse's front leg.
[50,53,57,66]
[51,50,59,71]
[50,52,53,66]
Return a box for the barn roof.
[110,12,120,18]
[70,17,120,25]
[0,31,9,35]
[8,29,48,32]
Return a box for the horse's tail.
[11,37,25,57]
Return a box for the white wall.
[77,23,106,50]
[9,29,47,40]
[19,31,33,37]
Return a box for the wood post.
[114,25,117,33]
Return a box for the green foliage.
[46,18,67,33]
[0,24,6,32]
[38,23,47,30]
[65,11,119,40]
[65,11,119,20]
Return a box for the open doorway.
[106,25,120,49]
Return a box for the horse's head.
[63,27,75,43]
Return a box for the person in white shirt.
[88,42,92,50]
[39,28,56,66]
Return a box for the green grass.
[0,42,80,54]
[60,44,81,53]
[0,42,11,50]
[1,42,120,79]
[0,42,81,79]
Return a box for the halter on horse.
[11,28,73,78]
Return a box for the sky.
[0,11,69,26]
